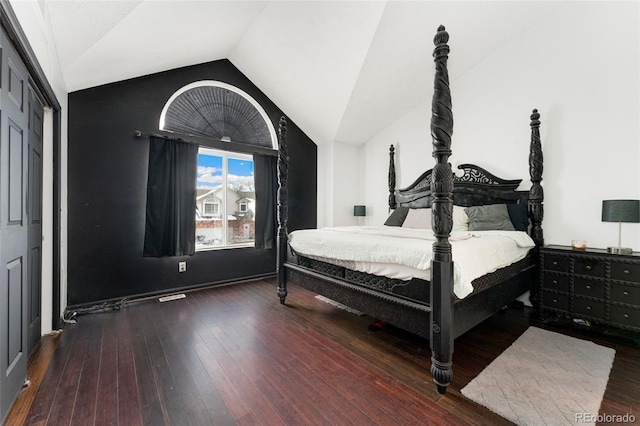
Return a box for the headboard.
[388,109,544,246]
[392,163,527,208]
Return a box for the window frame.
[196,147,255,251]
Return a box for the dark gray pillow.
[465,204,515,231]
[507,203,529,231]
[384,206,409,226]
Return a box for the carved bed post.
[528,109,544,246]
[389,145,397,211]
[276,116,289,304]
[429,25,455,395]
[528,109,544,309]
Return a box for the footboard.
[286,263,432,339]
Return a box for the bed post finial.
[528,109,544,246]
[389,145,397,211]
[277,116,289,304]
[434,25,449,48]
[430,24,454,395]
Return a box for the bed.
[275,25,544,395]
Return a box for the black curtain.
[143,136,198,257]
[254,153,277,249]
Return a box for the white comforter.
[288,225,535,299]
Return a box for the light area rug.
[315,295,364,316]
[461,327,615,426]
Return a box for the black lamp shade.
[602,200,640,223]
[353,205,366,217]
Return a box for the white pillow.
[452,205,469,231]
[402,208,432,229]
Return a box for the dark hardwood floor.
[4,277,639,425]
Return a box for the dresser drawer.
[574,259,605,278]
[543,292,568,311]
[611,263,640,283]
[611,284,640,306]
[573,298,604,319]
[610,306,640,329]
[543,272,569,292]
[544,255,570,273]
[574,278,605,299]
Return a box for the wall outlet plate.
[178,261,187,272]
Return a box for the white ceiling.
[43,0,561,145]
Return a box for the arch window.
[160,81,277,149]
[160,81,273,250]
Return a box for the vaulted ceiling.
[43,0,560,145]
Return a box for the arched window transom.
[159,81,276,149]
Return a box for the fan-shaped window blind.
[160,81,276,149]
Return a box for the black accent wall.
[68,59,317,307]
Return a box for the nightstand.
[539,245,640,332]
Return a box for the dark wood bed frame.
[275,25,544,395]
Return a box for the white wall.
[318,141,364,227]
[362,1,640,251]
[332,142,364,226]
[10,0,69,332]
[317,142,333,227]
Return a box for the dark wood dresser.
[539,245,640,332]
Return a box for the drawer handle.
[586,265,592,270]
[586,285,591,290]
[553,280,558,284]
[553,261,558,266]
[624,313,630,318]
[623,291,629,296]
[553,299,558,303]
[586,306,591,310]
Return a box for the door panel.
[7,257,23,371]
[0,28,30,422]
[7,60,24,109]
[27,88,43,355]
[29,248,40,324]
[8,120,24,223]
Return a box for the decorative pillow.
[507,203,529,231]
[384,206,409,227]
[402,208,432,229]
[465,204,515,231]
[452,205,469,232]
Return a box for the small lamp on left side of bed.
[354,205,366,226]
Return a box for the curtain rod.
[133,129,278,156]
[134,129,192,142]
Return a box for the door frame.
[0,1,62,329]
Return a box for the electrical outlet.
[178,261,187,272]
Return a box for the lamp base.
[607,246,633,255]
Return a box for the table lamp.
[354,205,366,226]
[602,199,640,254]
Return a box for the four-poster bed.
[275,25,544,395]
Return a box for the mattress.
[288,225,535,299]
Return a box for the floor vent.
[159,294,186,303]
